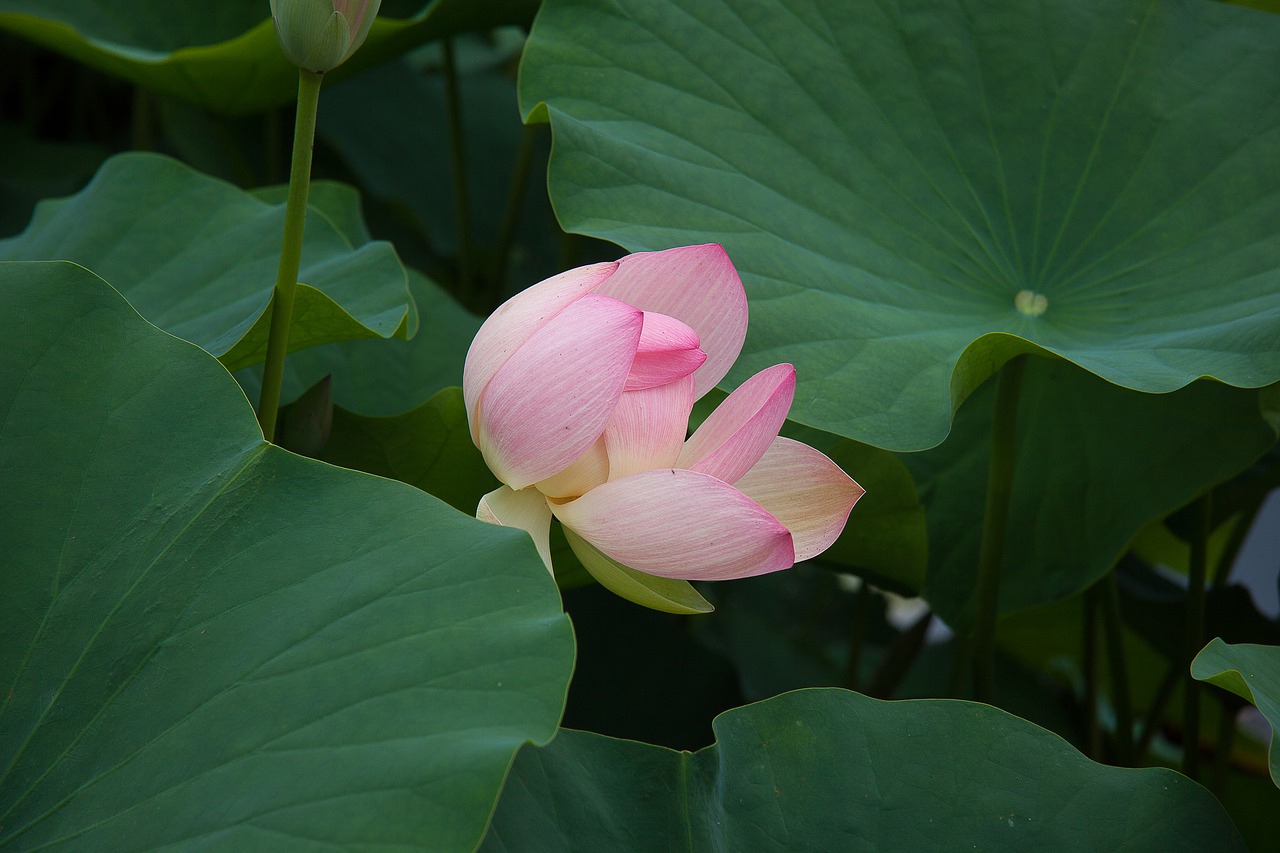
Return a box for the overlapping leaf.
[483,689,1245,851]
[0,152,415,372]
[520,0,1280,451]
[0,0,540,114]
[1193,639,1280,788]
[0,261,574,850]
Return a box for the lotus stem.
[1182,490,1211,779]
[1100,572,1134,765]
[443,38,473,298]
[972,354,1027,704]
[257,68,323,441]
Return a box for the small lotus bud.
[270,0,381,73]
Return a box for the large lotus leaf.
[0,152,415,374]
[902,358,1275,630]
[482,688,1245,851]
[520,0,1280,451]
[1193,639,1280,788]
[0,0,540,114]
[0,261,574,850]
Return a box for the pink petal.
[594,245,747,399]
[537,435,609,499]
[733,437,865,562]
[477,294,642,489]
[463,261,618,442]
[625,311,707,391]
[552,468,794,580]
[476,485,554,573]
[677,364,796,484]
[603,375,695,480]
[563,528,715,615]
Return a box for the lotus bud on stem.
[257,2,380,440]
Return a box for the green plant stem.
[1182,491,1212,779]
[843,579,873,692]
[1083,586,1101,760]
[868,608,934,699]
[257,69,323,442]
[491,122,539,308]
[442,38,473,297]
[1137,660,1182,758]
[1099,572,1134,765]
[972,355,1027,704]
[1211,700,1238,797]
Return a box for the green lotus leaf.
[0,0,540,114]
[0,261,574,850]
[483,688,1245,851]
[520,0,1280,451]
[0,152,414,373]
[1193,639,1280,788]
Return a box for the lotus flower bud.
[270,0,381,73]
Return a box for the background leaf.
[520,0,1280,450]
[1193,639,1280,788]
[0,0,541,114]
[483,688,1246,851]
[0,152,414,372]
[0,261,574,850]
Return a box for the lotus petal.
[553,468,793,580]
[476,485,555,573]
[477,294,642,488]
[604,375,695,480]
[463,261,618,441]
[537,435,610,499]
[594,245,747,398]
[678,363,796,484]
[734,437,864,562]
[625,311,707,391]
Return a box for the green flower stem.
[842,579,873,691]
[257,68,323,441]
[1083,586,1101,759]
[443,38,473,298]
[1182,490,1212,779]
[490,122,540,309]
[1136,659,1181,758]
[972,354,1027,704]
[1100,571,1134,765]
[1210,698,1239,797]
[867,607,934,699]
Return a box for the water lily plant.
[464,244,863,597]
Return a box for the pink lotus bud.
[270,0,381,73]
[465,245,863,593]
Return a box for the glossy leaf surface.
[0,261,574,850]
[0,153,414,372]
[521,0,1280,450]
[0,0,541,113]
[1193,639,1280,788]
[484,689,1245,851]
